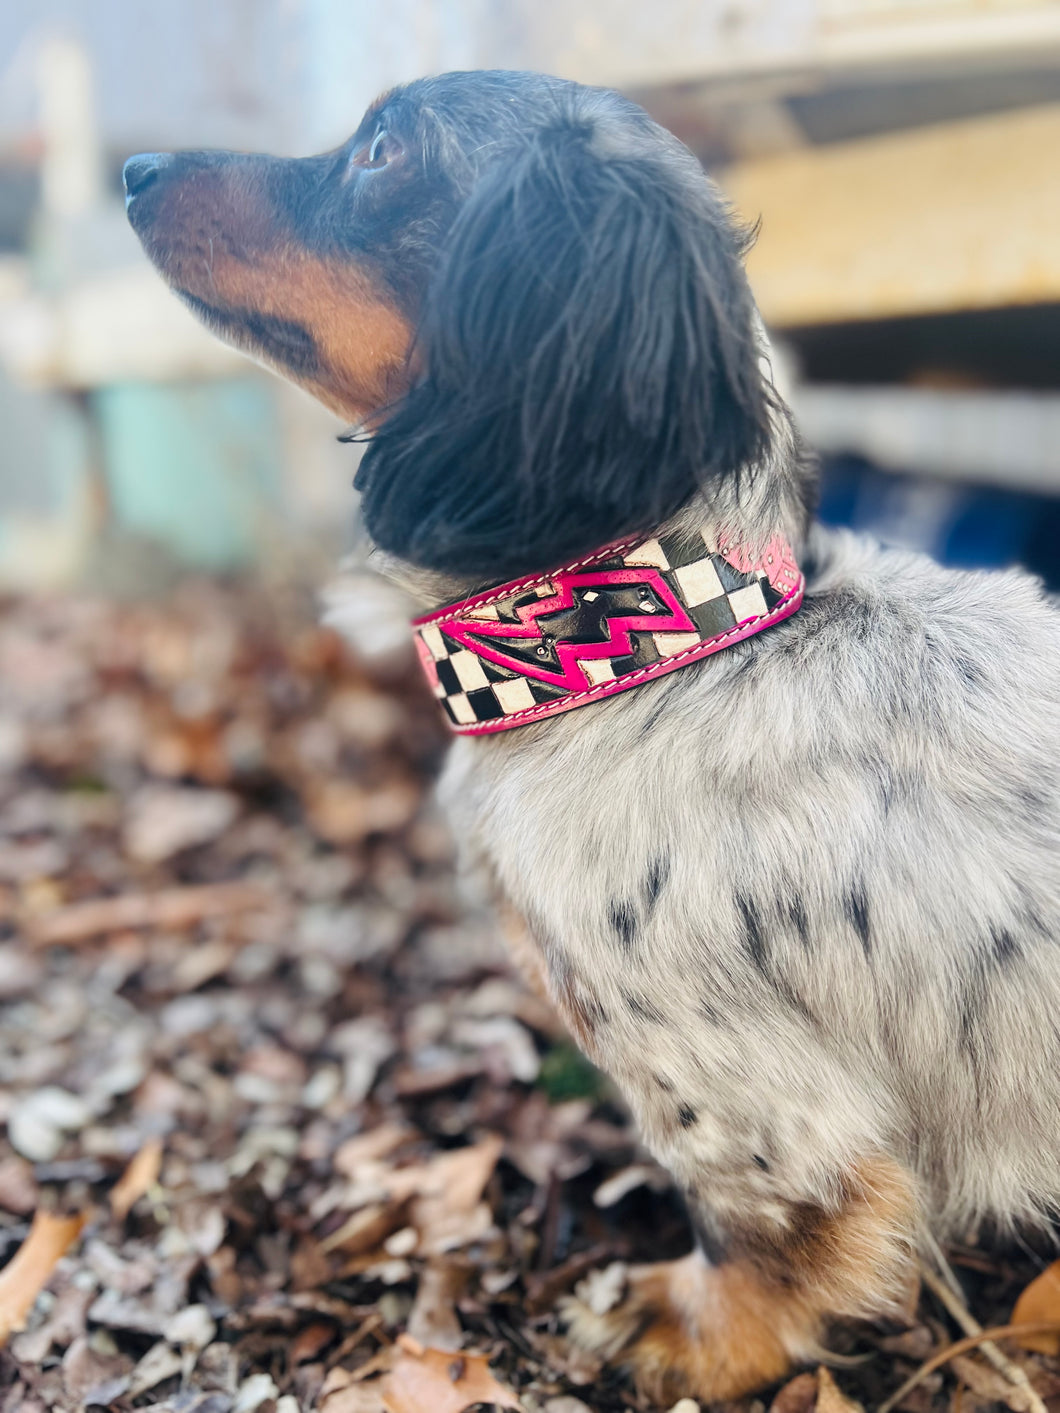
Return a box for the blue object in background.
[94,378,283,569]
[819,455,1060,591]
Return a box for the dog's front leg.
[453,790,922,1401]
[564,1153,917,1402]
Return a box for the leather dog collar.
[412,526,804,734]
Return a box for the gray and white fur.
[354,413,1060,1259]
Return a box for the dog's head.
[126,70,784,580]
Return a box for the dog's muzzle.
[412,527,804,734]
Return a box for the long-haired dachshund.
[125,71,1060,1404]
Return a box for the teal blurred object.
[94,378,283,568]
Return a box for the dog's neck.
[370,396,813,613]
[405,515,804,735]
[373,486,807,611]
[367,414,812,734]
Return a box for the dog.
[124,70,1060,1404]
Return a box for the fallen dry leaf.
[380,1338,521,1413]
[123,785,240,862]
[126,1340,184,1398]
[290,1319,337,1364]
[404,1135,503,1254]
[413,1135,504,1213]
[329,1135,504,1261]
[332,1123,415,1177]
[59,1333,132,1406]
[0,1209,87,1343]
[949,1352,1037,1412]
[406,1259,468,1351]
[8,582,1056,1413]
[322,1379,388,1413]
[1012,1260,1060,1355]
[110,1138,164,1220]
[321,1201,409,1256]
[770,1370,820,1413]
[307,779,419,845]
[0,1157,38,1217]
[592,1162,667,1208]
[815,1366,864,1413]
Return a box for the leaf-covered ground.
[0,580,1058,1413]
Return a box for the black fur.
[623,990,665,1024]
[646,854,671,911]
[125,69,790,582]
[355,78,773,579]
[737,894,768,974]
[690,1204,730,1266]
[845,883,872,958]
[990,926,1020,966]
[181,295,321,377]
[609,898,639,950]
[787,895,811,949]
[699,995,725,1027]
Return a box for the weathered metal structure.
[1,1,1058,585]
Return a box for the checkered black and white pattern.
[413,527,802,732]
[416,597,569,727]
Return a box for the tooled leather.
[412,527,804,734]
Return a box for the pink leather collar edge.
[412,528,803,735]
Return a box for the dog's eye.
[351,129,402,172]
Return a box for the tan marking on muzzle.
[139,164,415,421]
[206,244,414,420]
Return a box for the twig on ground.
[25,881,273,946]
[921,1237,1048,1413]
[920,1260,1047,1413]
[878,1322,1060,1413]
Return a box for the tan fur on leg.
[564,1253,794,1403]
[564,1155,917,1403]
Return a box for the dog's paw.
[559,1262,641,1360]
[561,1252,795,1404]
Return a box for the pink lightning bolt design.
[441,567,698,691]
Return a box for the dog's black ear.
[356,108,773,579]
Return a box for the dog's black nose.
[122,152,172,205]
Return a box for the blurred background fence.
[1,0,1059,592]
